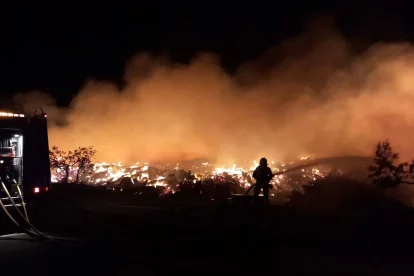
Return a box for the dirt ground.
[1,181,414,275]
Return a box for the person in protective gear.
[252,157,274,205]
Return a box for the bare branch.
[49,146,97,183]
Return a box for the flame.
[214,164,243,176]
[51,156,329,198]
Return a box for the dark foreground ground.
[2,179,414,275]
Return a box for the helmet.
[259,157,267,166]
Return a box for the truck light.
[0,112,24,117]
[33,187,40,193]
[45,187,49,192]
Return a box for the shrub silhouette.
[368,139,414,189]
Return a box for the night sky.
[0,1,412,107]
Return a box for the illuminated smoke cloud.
[13,18,414,164]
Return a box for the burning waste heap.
[51,156,332,202]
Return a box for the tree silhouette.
[73,146,97,183]
[368,139,414,188]
[49,146,70,183]
[49,146,96,183]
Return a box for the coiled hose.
[0,179,79,247]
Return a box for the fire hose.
[0,155,367,239]
[243,158,352,197]
[0,179,79,247]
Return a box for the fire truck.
[0,108,51,205]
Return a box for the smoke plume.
[13,19,414,164]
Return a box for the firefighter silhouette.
[252,157,274,205]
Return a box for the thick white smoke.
[13,19,414,165]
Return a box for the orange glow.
[14,17,414,165]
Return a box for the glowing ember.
[50,155,330,198]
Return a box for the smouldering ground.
[51,156,332,200]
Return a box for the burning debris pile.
[51,156,331,199]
